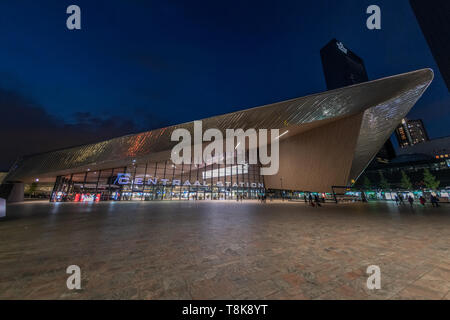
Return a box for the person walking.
[408,195,414,207]
[431,195,440,207]
[419,196,426,206]
[361,192,368,203]
[314,194,322,207]
[308,194,313,206]
[394,195,399,205]
[398,194,405,205]
[304,194,307,203]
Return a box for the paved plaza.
[0,200,449,300]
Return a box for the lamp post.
[280,177,284,201]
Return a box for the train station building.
[1,69,433,202]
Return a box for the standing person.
[399,194,405,205]
[304,194,307,203]
[308,194,313,205]
[394,195,399,205]
[361,192,368,203]
[431,195,440,207]
[314,194,322,207]
[419,196,426,206]
[408,195,414,207]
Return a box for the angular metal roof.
[5,69,433,183]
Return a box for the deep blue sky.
[0,0,449,170]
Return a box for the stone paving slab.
[0,200,449,300]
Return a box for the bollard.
[0,198,5,218]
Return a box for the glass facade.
[50,160,265,202]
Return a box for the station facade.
[1,69,434,202]
[51,161,265,202]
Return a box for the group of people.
[258,195,267,203]
[304,193,325,207]
[394,193,440,207]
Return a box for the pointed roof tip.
[361,68,434,91]
[423,67,434,81]
[415,68,434,89]
[410,67,434,82]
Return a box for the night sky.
[0,0,449,171]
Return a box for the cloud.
[0,87,168,171]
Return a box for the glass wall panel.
[51,160,265,202]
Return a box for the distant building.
[395,118,429,148]
[362,129,450,194]
[373,139,396,163]
[320,39,394,165]
[397,135,450,160]
[320,39,369,90]
[356,152,450,192]
[409,0,450,92]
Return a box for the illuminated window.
[202,164,248,179]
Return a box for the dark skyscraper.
[409,0,450,92]
[374,139,396,162]
[320,39,395,163]
[320,39,369,90]
[395,118,429,148]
